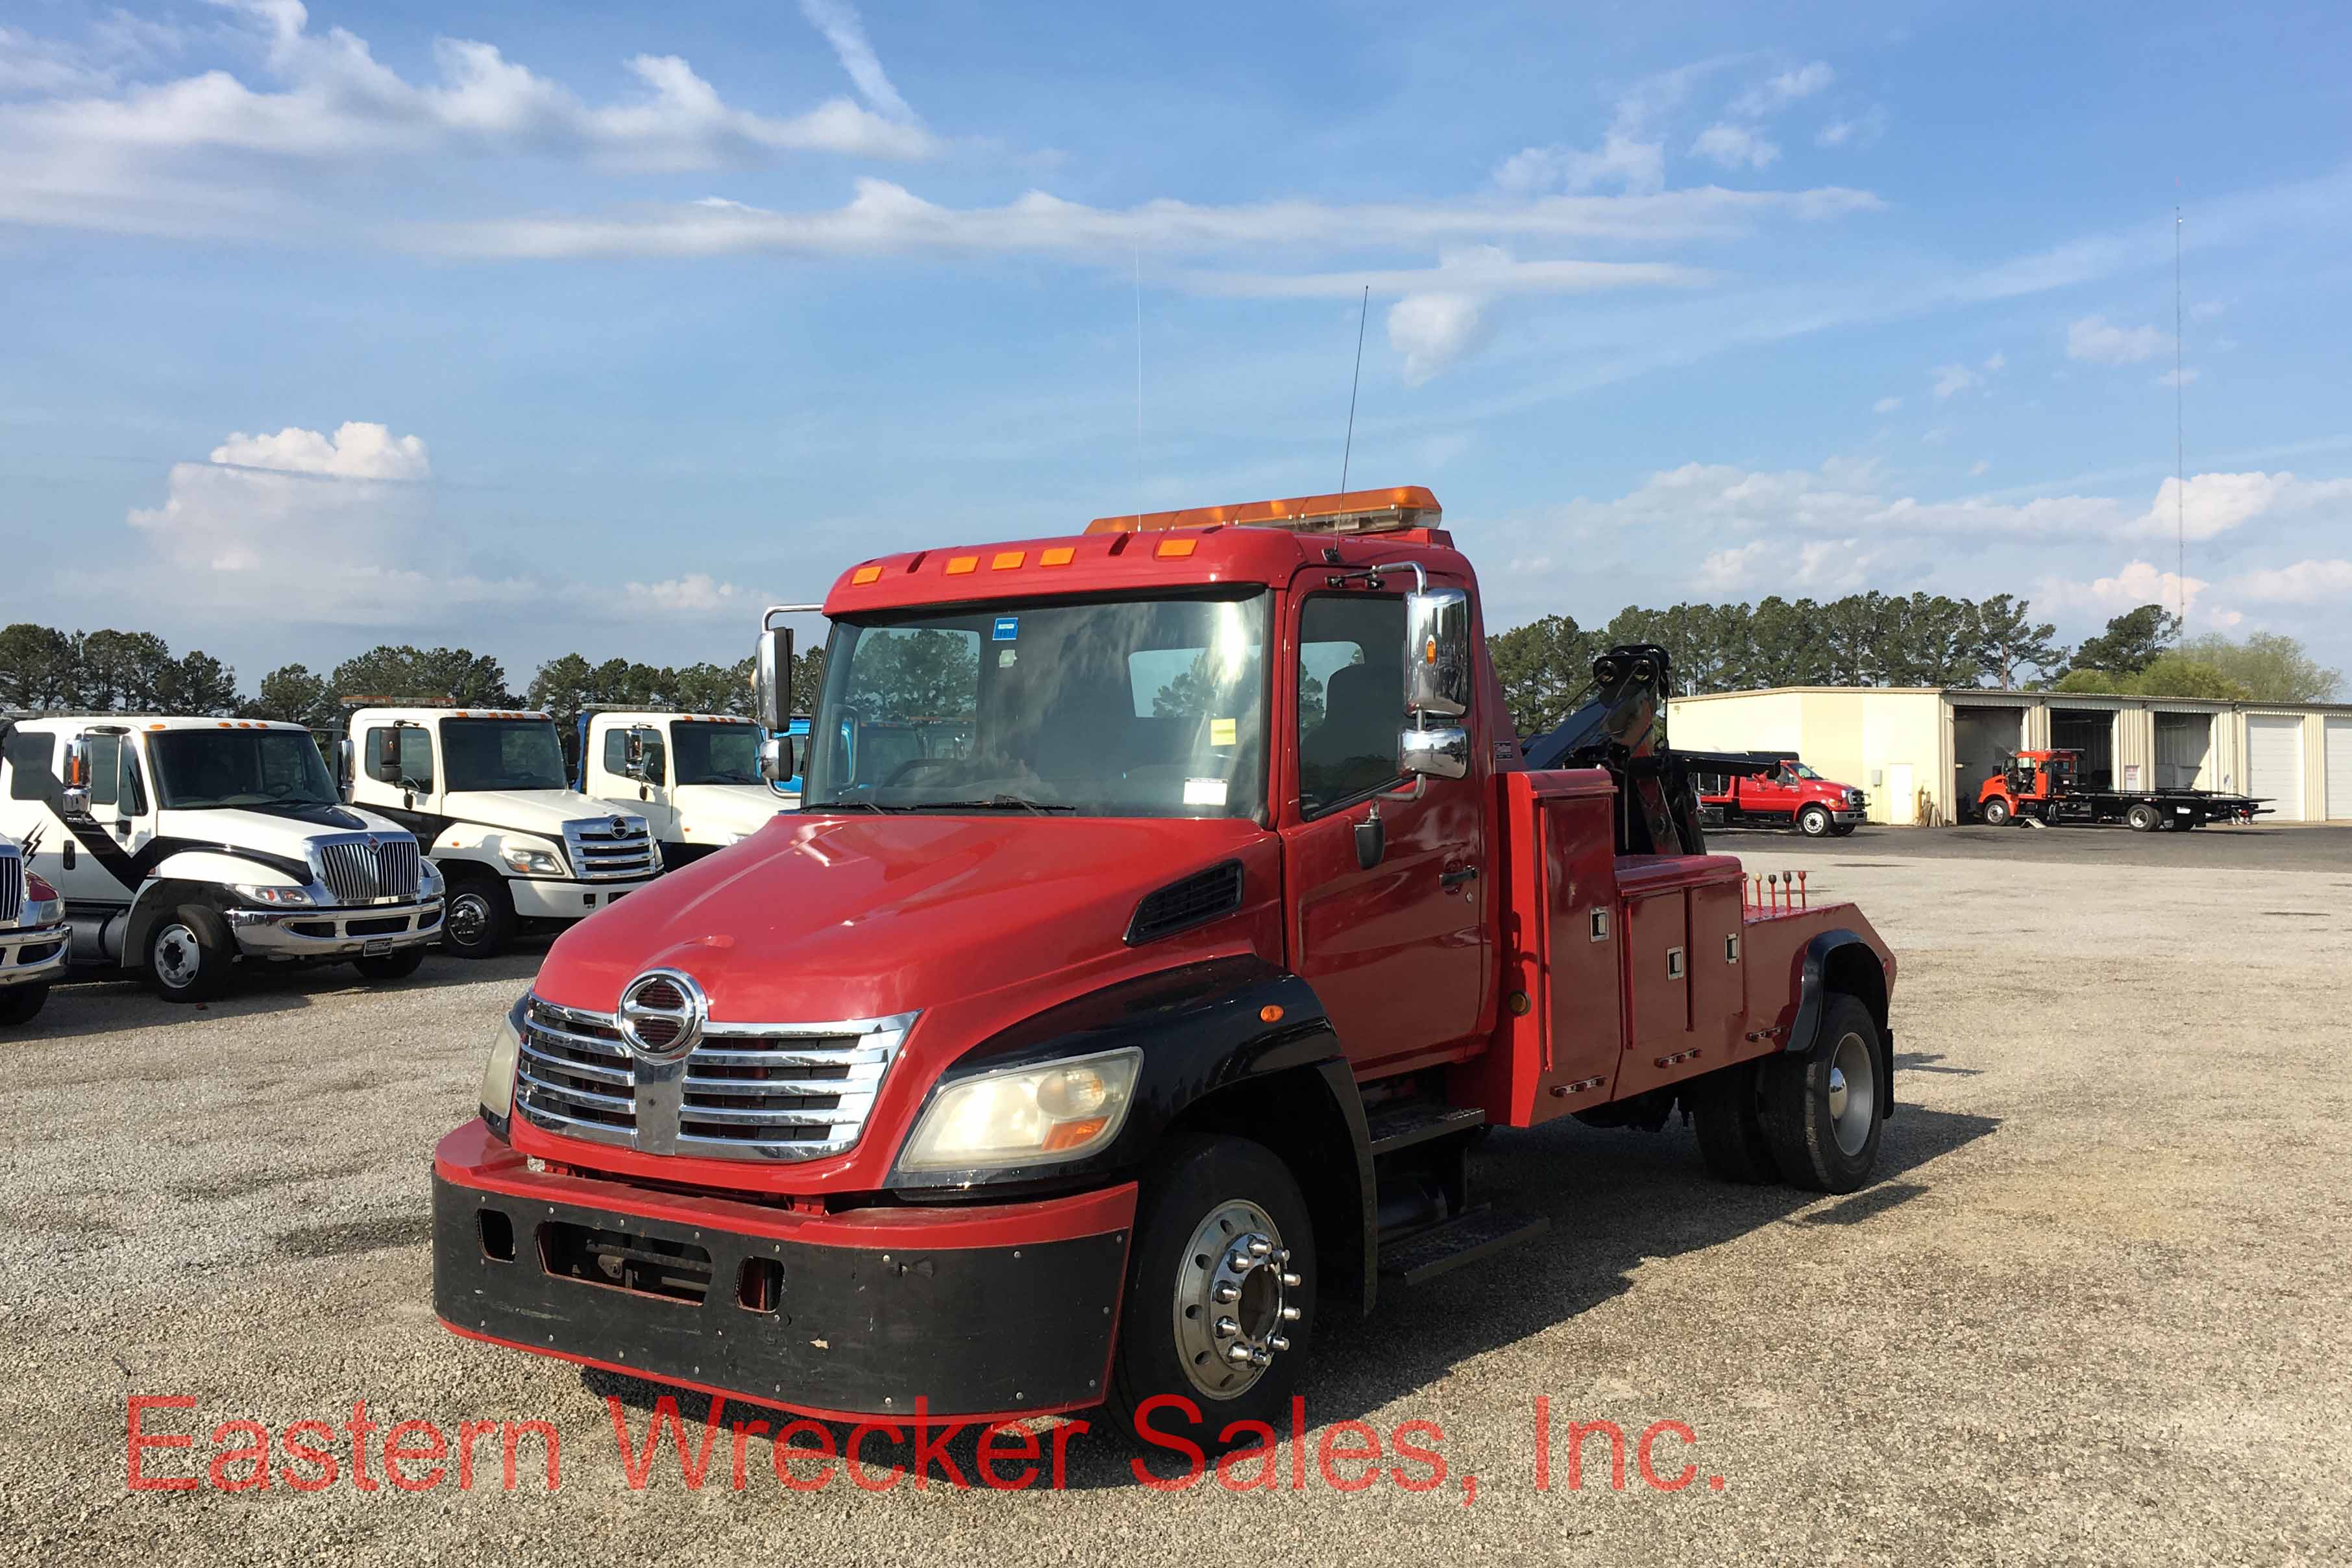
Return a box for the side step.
[1378,1207,1550,1288]
[1366,1102,1486,1157]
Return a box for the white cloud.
[1492,58,1733,197]
[1186,252,1710,300]
[115,421,752,623]
[1388,293,1490,385]
[1931,363,1979,398]
[1872,396,1902,413]
[1970,458,1990,476]
[2125,470,2352,542]
[794,0,918,122]
[1981,350,2007,372]
[1729,62,1834,119]
[2156,366,2199,387]
[1690,123,1780,171]
[2225,559,2352,604]
[1,1,935,175]
[2066,315,2168,365]
[1697,534,1871,594]
[1815,106,1888,149]
[2033,560,2210,619]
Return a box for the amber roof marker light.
[1085,486,1441,537]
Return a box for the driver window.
[83,734,121,809]
[369,727,434,791]
[1297,594,1406,815]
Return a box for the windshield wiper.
[916,796,1079,815]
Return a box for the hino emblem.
[611,817,630,837]
[617,969,705,1064]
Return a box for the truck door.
[591,721,675,842]
[1280,588,1489,1071]
[361,722,444,842]
[59,731,155,907]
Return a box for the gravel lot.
[7,827,2348,1565]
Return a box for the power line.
[2175,206,2186,624]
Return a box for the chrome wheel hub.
[1828,1031,1877,1157]
[152,924,202,988]
[1173,1199,1301,1400]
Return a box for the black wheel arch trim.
[884,955,1380,1310]
[1783,927,1895,1120]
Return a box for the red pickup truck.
[1695,753,1868,837]
[432,487,1897,1447]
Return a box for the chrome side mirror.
[623,728,659,783]
[1403,587,1473,718]
[60,738,91,818]
[754,617,794,735]
[1401,725,1469,781]
[759,734,798,785]
[335,737,356,803]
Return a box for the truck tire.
[354,948,427,983]
[441,876,515,960]
[1797,804,1831,837]
[1758,994,1884,1194]
[1828,822,1858,837]
[0,985,49,1027]
[144,905,235,1003]
[1981,797,2013,827]
[2127,803,2160,832]
[1689,1063,1776,1183]
[1109,1133,1316,1452]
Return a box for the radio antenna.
[1340,284,1369,494]
[1134,250,1145,530]
[2173,206,2186,624]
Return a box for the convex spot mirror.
[334,737,356,803]
[1400,586,1472,780]
[759,734,798,786]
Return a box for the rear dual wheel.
[1757,994,1885,1193]
[2127,803,2162,832]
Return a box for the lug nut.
[1268,1334,1290,1353]
[1272,1248,1291,1265]
[1214,1316,1239,1340]
[1279,1271,1302,1288]
[1249,1348,1272,1367]
[1279,1305,1301,1322]
[1245,1236,1273,1260]
[1226,1343,1254,1363]
[1212,1281,1240,1303]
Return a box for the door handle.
[1440,866,1479,888]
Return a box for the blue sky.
[3,0,2349,690]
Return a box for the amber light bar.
[1084,485,1441,536]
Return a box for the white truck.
[0,830,69,1025]
[0,715,443,1001]
[573,709,788,868]
[342,705,659,959]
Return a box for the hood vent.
[1125,861,1245,946]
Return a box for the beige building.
[1665,686,2352,826]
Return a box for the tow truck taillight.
[1086,485,1441,537]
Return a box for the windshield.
[149,729,337,810]
[441,718,569,792]
[1787,762,1821,780]
[803,591,1268,818]
[672,722,763,786]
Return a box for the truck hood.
[536,813,1270,1023]
[443,789,640,839]
[154,800,411,859]
[668,783,789,837]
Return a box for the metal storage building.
[1663,686,2352,826]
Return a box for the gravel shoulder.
[6,839,2348,1565]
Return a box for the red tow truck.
[432,487,1898,1445]
[1691,753,1868,837]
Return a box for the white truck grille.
[561,816,655,881]
[513,996,913,1162]
[315,835,422,903]
[0,848,20,925]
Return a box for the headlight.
[899,1047,1142,1171]
[19,872,62,927]
[481,1007,522,1121]
[234,883,313,907]
[501,848,564,876]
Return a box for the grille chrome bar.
[0,849,21,925]
[512,993,914,1162]
[312,833,422,905]
[561,816,656,881]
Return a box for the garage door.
[2327,718,2352,821]
[2247,715,2303,821]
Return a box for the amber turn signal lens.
[1258,1004,1284,1023]
[1040,1116,1111,1152]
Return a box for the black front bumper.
[432,1164,1129,1420]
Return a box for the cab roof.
[3,713,311,733]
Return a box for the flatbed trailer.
[1976,748,2267,831]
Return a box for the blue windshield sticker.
[992,615,1019,642]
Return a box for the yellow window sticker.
[1210,717,1238,746]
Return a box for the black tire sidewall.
[1689,1063,1777,1182]
[0,985,47,1025]
[1110,1133,1316,1451]
[1760,994,1884,1193]
[145,904,233,1002]
[354,947,427,981]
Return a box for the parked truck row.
[430,486,1900,1448]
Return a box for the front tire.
[0,985,49,1027]
[1109,1134,1316,1452]
[354,947,427,983]
[144,905,234,1003]
[1828,821,1858,837]
[1797,804,1831,837]
[2127,803,2160,832]
[1982,797,2013,827]
[441,877,515,959]
[1759,994,1885,1194]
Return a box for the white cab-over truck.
[0,715,443,1001]
[574,709,787,869]
[0,830,69,1025]
[343,705,660,959]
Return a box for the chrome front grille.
[513,994,913,1162]
[314,834,422,903]
[0,850,20,925]
[562,816,656,881]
